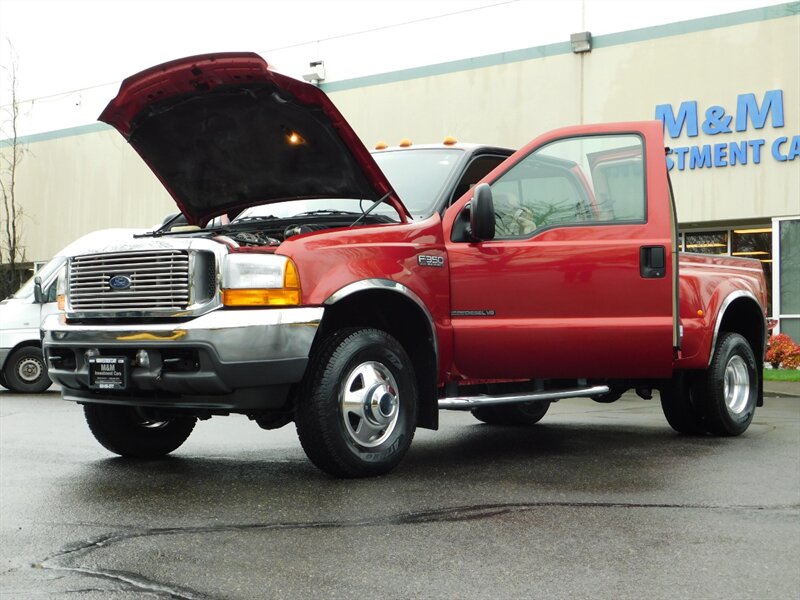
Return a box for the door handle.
[640,246,666,278]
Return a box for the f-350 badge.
[417,255,444,268]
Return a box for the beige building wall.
[4,128,174,263]
[329,55,583,151]
[329,15,799,226]
[579,16,799,225]
[2,6,798,264]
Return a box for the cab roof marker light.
[374,141,388,150]
[443,136,458,145]
[399,139,412,148]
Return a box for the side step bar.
[438,385,610,411]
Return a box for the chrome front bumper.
[40,307,324,410]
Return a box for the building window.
[684,230,728,254]
[776,219,800,340]
[733,227,773,312]
[681,226,773,313]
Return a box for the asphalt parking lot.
[1,388,798,600]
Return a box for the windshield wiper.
[231,214,280,223]
[292,209,362,217]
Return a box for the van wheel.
[84,404,196,458]
[472,401,550,426]
[695,332,758,436]
[659,371,707,434]
[4,346,52,393]
[295,328,417,478]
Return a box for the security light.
[302,61,326,84]
[570,32,592,53]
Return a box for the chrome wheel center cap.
[340,360,401,448]
[366,383,397,425]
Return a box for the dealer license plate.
[89,357,128,390]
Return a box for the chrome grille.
[69,249,190,311]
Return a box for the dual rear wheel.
[661,332,759,436]
[78,329,760,475]
[471,401,551,426]
[84,404,196,458]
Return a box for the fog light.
[135,349,150,368]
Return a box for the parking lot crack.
[38,500,797,599]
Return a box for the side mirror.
[468,183,495,241]
[159,212,189,231]
[33,276,44,304]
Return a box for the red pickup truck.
[42,53,768,477]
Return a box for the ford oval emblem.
[108,275,132,290]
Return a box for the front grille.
[69,249,190,311]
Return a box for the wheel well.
[3,341,42,368]
[717,297,765,406]
[718,298,766,363]
[317,290,438,430]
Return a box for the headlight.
[56,266,67,311]
[221,254,301,307]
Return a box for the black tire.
[0,369,8,389]
[3,346,52,393]
[472,401,551,426]
[295,328,417,478]
[659,371,707,434]
[694,332,758,436]
[84,404,196,458]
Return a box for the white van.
[0,229,144,393]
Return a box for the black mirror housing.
[33,276,44,304]
[469,183,495,241]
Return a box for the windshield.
[230,148,465,225]
[12,256,66,300]
[372,148,464,218]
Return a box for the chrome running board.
[438,385,610,411]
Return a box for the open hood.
[99,52,406,225]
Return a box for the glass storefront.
[684,231,729,254]
[681,219,800,337]
[680,225,774,313]
[775,218,800,340]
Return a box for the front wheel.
[3,346,52,393]
[472,401,551,426]
[84,404,196,458]
[295,328,417,478]
[695,332,759,436]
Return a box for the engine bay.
[145,212,398,247]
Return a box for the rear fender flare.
[708,290,766,367]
